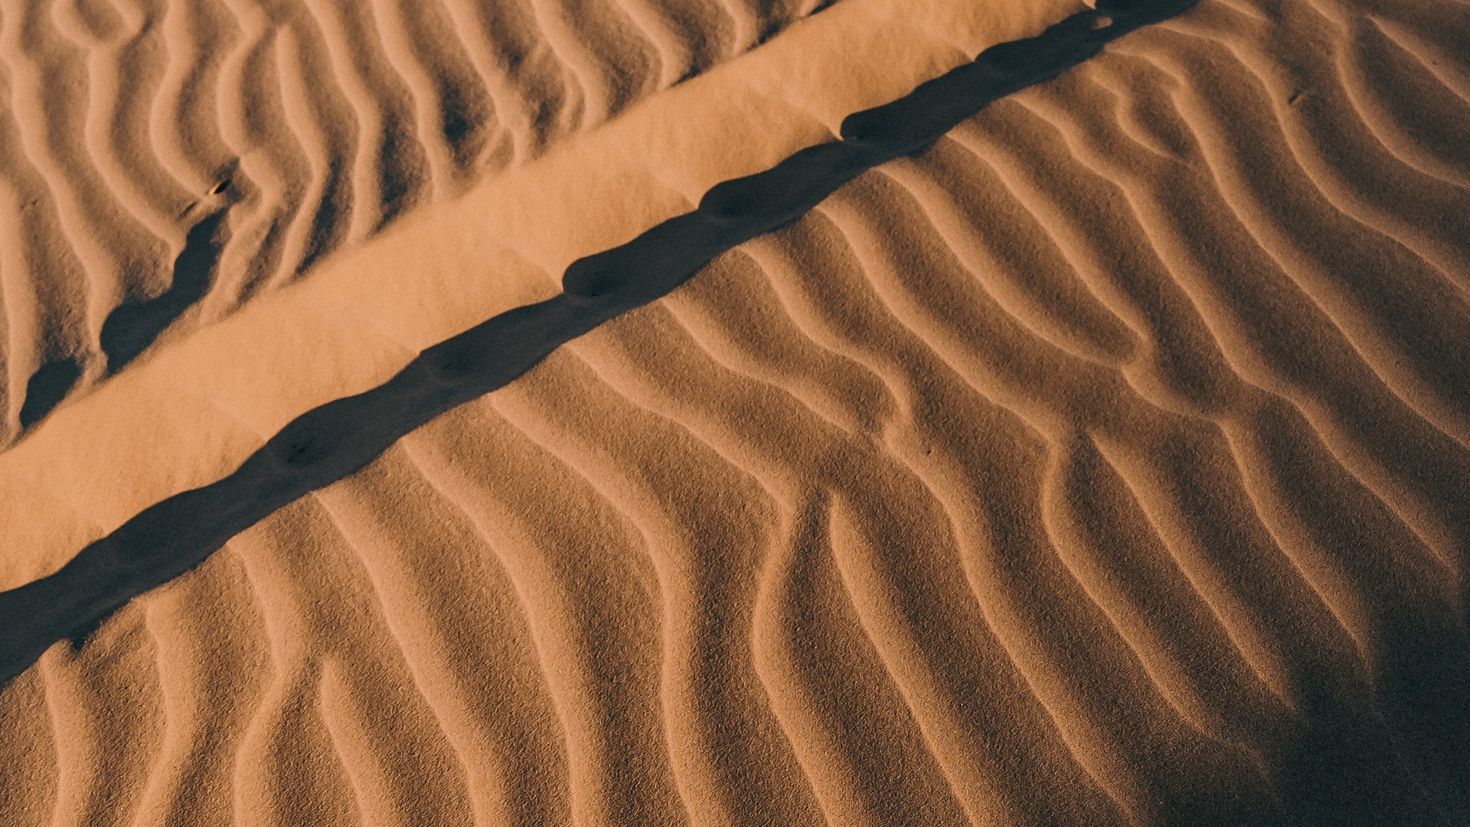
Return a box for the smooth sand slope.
[0,0,834,441]
[3,0,1470,824]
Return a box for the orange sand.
[0,0,838,441]
[0,0,1081,591]
[2,0,1469,824]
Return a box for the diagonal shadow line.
[0,0,1196,688]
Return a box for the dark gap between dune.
[0,0,1195,686]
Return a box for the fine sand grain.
[0,0,835,440]
[2,0,1469,824]
[0,0,1081,594]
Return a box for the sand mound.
[0,0,835,441]
[2,0,1469,823]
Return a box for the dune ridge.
[0,0,1180,688]
[0,0,1083,592]
[3,0,1469,824]
[0,0,835,440]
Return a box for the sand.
[2,0,1469,823]
[0,0,1079,590]
[0,0,837,442]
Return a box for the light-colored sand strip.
[0,0,834,439]
[0,0,1083,590]
[4,0,1470,822]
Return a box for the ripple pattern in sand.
[0,0,834,439]
[1,0,1468,823]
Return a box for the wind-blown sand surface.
[0,0,834,440]
[0,0,1074,609]
[3,0,1470,824]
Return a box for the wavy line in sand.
[0,0,1184,690]
[2,0,1469,823]
[0,0,1088,594]
[0,0,835,440]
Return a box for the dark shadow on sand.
[18,358,83,430]
[100,208,229,373]
[15,205,228,431]
[14,2,1466,820]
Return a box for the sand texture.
[0,0,836,441]
[2,0,1470,824]
[0,0,1078,600]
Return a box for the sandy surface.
[3,0,1470,824]
[0,0,836,441]
[0,0,1077,605]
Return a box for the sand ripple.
[1,0,1468,823]
[0,0,833,439]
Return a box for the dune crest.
[0,0,1464,822]
[0,0,837,441]
[2,0,1469,823]
[0,0,1083,591]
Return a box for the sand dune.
[0,0,835,440]
[3,0,1470,823]
[0,0,1080,595]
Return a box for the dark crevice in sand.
[0,0,1195,687]
[100,207,230,373]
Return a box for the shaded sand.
[4,0,1470,824]
[0,0,1152,686]
[0,0,1082,590]
[0,0,837,440]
